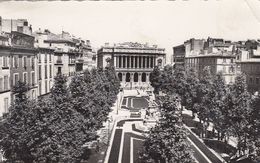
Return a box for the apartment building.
[236,40,260,92]
[184,37,236,84]
[0,33,11,116]
[34,29,54,97]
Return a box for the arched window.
[134,73,138,82]
[141,73,146,82]
[118,73,122,82]
[126,73,130,82]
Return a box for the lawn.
[133,139,144,163]
[108,129,123,163]
[132,98,149,109]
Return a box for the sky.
[0,0,260,63]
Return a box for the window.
[256,77,259,85]
[14,74,19,86]
[3,56,8,67]
[39,81,42,95]
[57,56,62,63]
[4,98,9,113]
[49,65,52,78]
[142,73,146,82]
[134,73,138,82]
[23,57,27,68]
[31,57,35,69]
[231,58,234,63]
[45,80,48,94]
[58,67,62,75]
[14,56,18,68]
[38,54,41,63]
[250,77,253,84]
[118,73,122,82]
[23,73,27,84]
[38,65,41,80]
[0,78,3,92]
[32,72,35,86]
[4,76,8,91]
[126,73,130,82]
[45,65,47,79]
[49,54,52,62]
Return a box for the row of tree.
[149,65,260,161]
[0,66,120,163]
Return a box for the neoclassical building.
[97,42,166,89]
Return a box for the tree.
[183,67,200,117]
[228,74,252,156]
[211,72,229,141]
[150,66,162,94]
[247,94,260,161]
[0,81,35,163]
[140,95,195,163]
[196,66,214,138]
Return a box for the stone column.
[137,56,139,68]
[147,73,150,83]
[138,72,142,83]
[114,56,116,67]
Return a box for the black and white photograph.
[0,0,259,163]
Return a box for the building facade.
[172,44,185,67]
[0,17,32,36]
[236,40,260,92]
[10,31,38,100]
[0,33,11,116]
[97,42,166,90]
[34,29,55,97]
[184,37,236,84]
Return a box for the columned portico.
[97,42,166,90]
